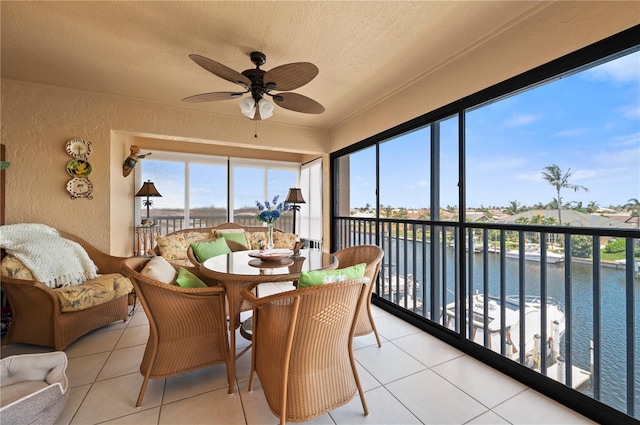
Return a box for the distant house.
[497,209,633,228]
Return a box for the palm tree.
[504,200,522,215]
[625,198,640,228]
[587,200,600,214]
[541,164,589,225]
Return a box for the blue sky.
[141,160,297,210]
[349,50,640,210]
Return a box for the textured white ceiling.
[1,1,636,131]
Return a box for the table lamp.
[285,188,305,234]
[135,180,162,224]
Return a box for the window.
[299,158,323,242]
[138,153,301,234]
[331,37,640,422]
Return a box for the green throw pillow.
[218,231,249,248]
[298,263,366,288]
[175,267,207,288]
[191,238,232,262]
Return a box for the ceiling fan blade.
[182,91,245,103]
[274,92,325,114]
[264,63,319,91]
[189,54,251,87]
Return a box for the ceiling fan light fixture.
[186,52,324,120]
[258,98,274,119]
[239,97,256,118]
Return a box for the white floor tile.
[392,330,464,367]
[431,355,526,408]
[66,351,110,386]
[163,363,231,404]
[114,324,149,349]
[99,407,160,425]
[355,341,426,384]
[465,410,510,424]
[385,369,488,424]
[331,386,421,424]
[158,387,245,425]
[64,328,123,358]
[70,373,164,424]
[97,344,145,381]
[492,388,596,424]
[373,313,422,340]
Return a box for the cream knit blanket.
[0,223,98,288]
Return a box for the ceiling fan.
[183,51,325,120]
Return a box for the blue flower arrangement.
[256,195,290,224]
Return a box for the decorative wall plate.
[65,139,92,159]
[66,159,92,178]
[66,178,94,199]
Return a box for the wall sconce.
[285,188,305,234]
[135,180,162,224]
[123,145,151,177]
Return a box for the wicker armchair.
[120,258,231,406]
[332,245,384,346]
[242,278,370,424]
[1,231,130,350]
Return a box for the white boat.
[443,292,589,388]
[505,245,564,263]
[444,293,565,364]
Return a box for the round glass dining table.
[200,248,338,393]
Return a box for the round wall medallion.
[66,178,94,199]
[66,159,92,178]
[65,139,92,159]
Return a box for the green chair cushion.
[298,263,366,288]
[175,267,207,288]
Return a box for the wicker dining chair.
[120,257,231,406]
[332,245,384,346]
[241,278,370,424]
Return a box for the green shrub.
[571,235,592,258]
[603,238,626,253]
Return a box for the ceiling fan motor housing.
[242,68,267,102]
[250,51,267,67]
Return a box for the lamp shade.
[285,188,305,204]
[135,181,162,198]
[239,97,256,118]
[258,98,274,120]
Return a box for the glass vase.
[266,223,275,251]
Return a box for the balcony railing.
[334,217,639,422]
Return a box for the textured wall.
[1,80,328,255]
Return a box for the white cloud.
[584,52,640,83]
[572,169,597,181]
[469,155,527,172]
[517,171,543,182]
[609,132,640,147]
[621,103,640,120]
[553,128,589,137]
[417,180,428,186]
[505,113,539,127]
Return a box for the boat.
[505,244,564,263]
[443,292,590,389]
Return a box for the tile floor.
[1,281,595,424]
